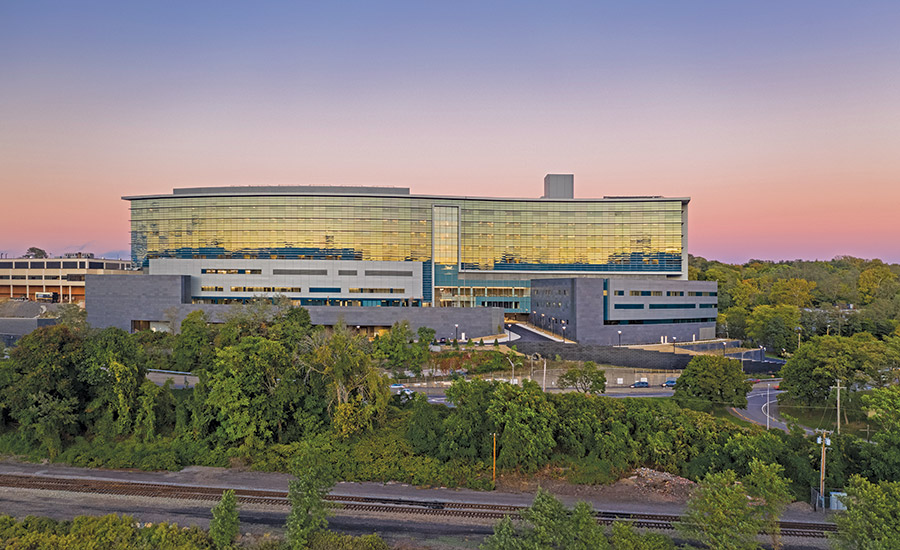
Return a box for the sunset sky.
[2,2,899,263]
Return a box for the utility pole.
[766,383,771,430]
[492,432,498,486]
[816,430,832,507]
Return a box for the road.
[731,382,815,435]
[505,323,557,342]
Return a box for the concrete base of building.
[86,274,504,339]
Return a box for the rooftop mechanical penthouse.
[124,175,689,316]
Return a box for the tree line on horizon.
[689,255,900,353]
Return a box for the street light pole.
[455,324,459,341]
[766,383,771,430]
[562,326,566,343]
[617,330,622,347]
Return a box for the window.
[338,270,357,276]
[30,262,45,269]
[614,290,624,296]
[364,270,413,277]
[614,304,644,309]
[201,268,262,275]
[47,262,60,268]
[666,291,684,297]
[700,303,717,308]
[309,287,341,293]
[201,286,224,292]
[649,303,696,309]
[63,261,78,269]
[273,269,327,275]
[0,262,11,269]
[651,291,662,296]
[349,288,406,294]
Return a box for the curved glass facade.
[126,187,687,313]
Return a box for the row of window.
[612,290,717,297]
[0,274,85,281]
[197,267,415,278]
[0,261,128,270]
[605,317,717,325]
[198,286,408,295]
[614,303,718,310]
[200,268,263,275]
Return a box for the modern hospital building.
[87,175,717,344]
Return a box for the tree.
[207,336,297,447]
[25,246,49,258]
[673,355,751,412]
[556,361,606,394]
[302,322,389,418]
[286,439,336,550]
[2,326,88,451]
[372,321,421,375]
[210,489,239,550]
[441,378,498,462]
[173,310,216,372]
[862,384,900,433]
[746,304,801,353]
[743,459,792,550]
[480,489,608,550]
[780,334,894,406]
[679,469,763,550]
[405,393,447,456]
[858,263,898,305]
[486,381,558,472]
[770,278,816,308]
[832,475,900,549]
[82,327,147,435]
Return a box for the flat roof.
[123,185,689,203]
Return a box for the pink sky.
[2,2,899,264]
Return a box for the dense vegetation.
[690,255,900,351]
[1,256,899,500]
[0,301,896,500]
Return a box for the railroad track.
[0,474,836,538]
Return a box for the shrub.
[209,489,239,549]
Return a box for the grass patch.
[712,406,761,429]
[778,403,873,438]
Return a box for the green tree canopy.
[673,355,751,411]
[487,380,558,472]
[780,334,897,405]
[25,246,49,258]
[833,475,900,550]
[556,361,606,394]
[747,304,801,353]
[679,469,763,550]
[173,310,216,373]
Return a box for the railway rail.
[0,473,836,538]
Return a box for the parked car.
[389,383,405,393]
[629,381,650,388]
[439,337,447,344]
[661,379,677,388]
[746,378,761,384]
